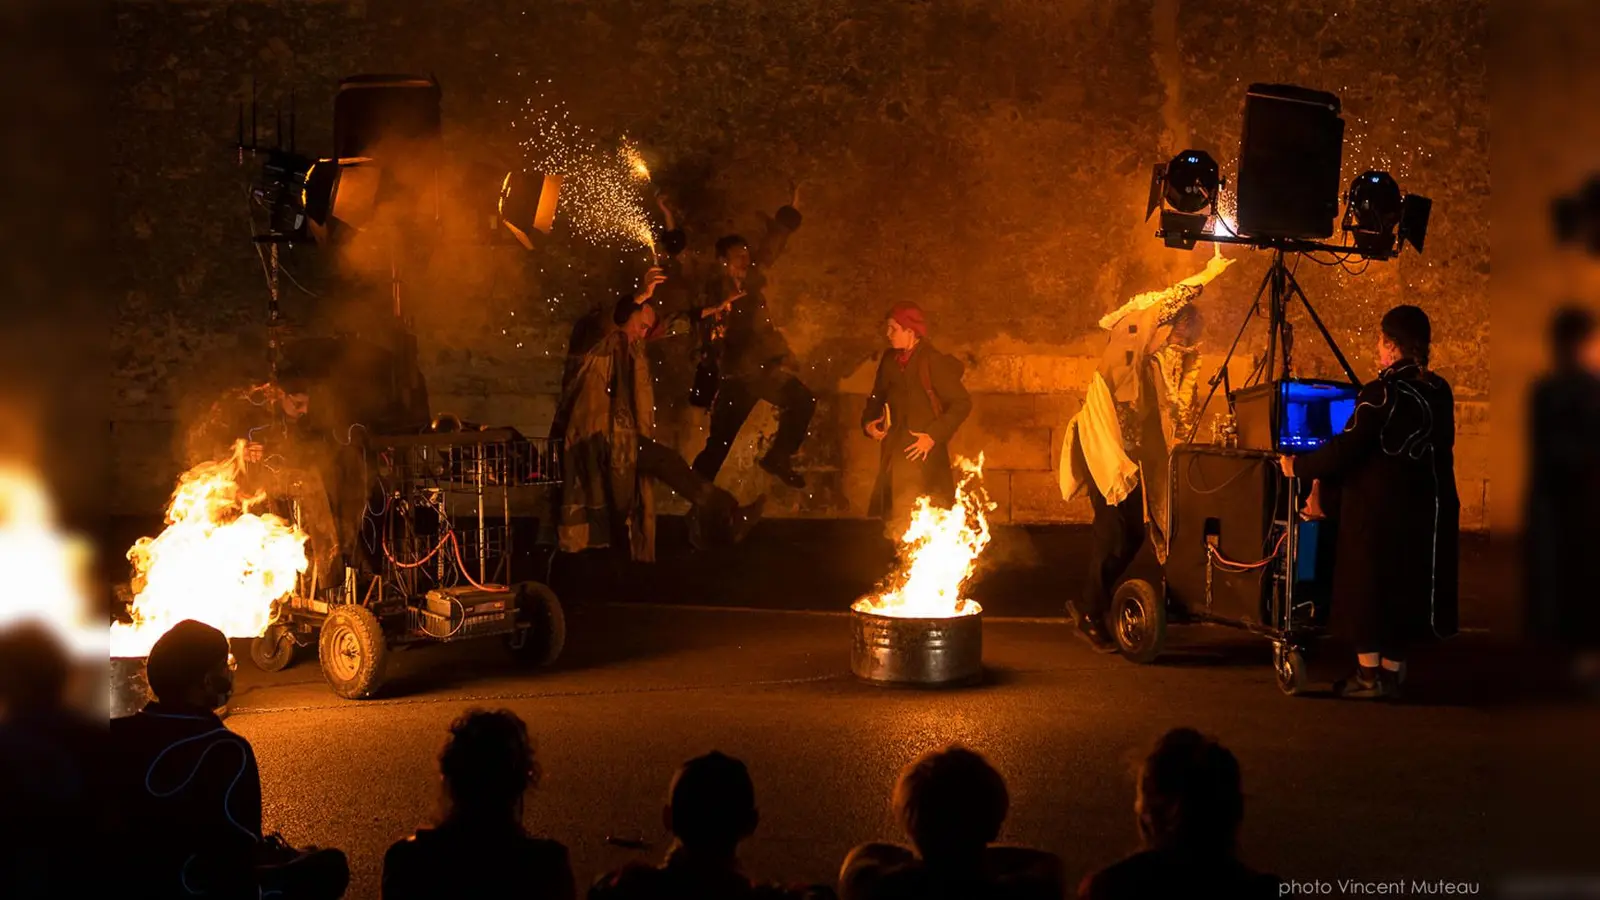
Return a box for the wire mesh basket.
[373,430,560,490]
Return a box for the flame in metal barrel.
[853,455,992,619]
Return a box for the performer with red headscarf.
[861,302,972,533]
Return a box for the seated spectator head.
[663,751,758,858]
[0,620,69,717]
[1135,727,1244,855]
[439,708,540,827]
[146,619,234,712]
[893,745,1009,863]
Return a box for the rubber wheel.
[1274,644,1308,696]
[318,605,389,699]
[1111,578,1167,664]
[249,624,298,673]
[505,582,565,667]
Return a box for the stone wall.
[111,0,1490,528]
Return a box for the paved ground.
[227,602,1500,900]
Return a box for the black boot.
[1066,601,1119,654]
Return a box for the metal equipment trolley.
[249,428,566,699]
[1107,442,1335,695]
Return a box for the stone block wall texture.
[112,0,1489,527]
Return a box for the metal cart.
[1105,444,1333,695]
[249,428,566,699]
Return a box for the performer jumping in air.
[691,182,816,489]
[1059,251,1235,652]
[861,301,973,537]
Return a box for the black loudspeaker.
[334,75,442,160]
[1235,84,1345,240]
[1164,446,1278,626]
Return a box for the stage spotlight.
[1341,171,1430,259]
[1147,150,1222,250]
[497,170,563,249]
[1165,151,1221,214]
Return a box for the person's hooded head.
[146,619,234,711]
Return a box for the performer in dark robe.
[860,302,972,535]
[1281,305,1460,699]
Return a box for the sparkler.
[510,86,659,258]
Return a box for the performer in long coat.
[551,299,763,563]
[1283,305,1460,699]
[861,302,973,532]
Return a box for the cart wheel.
[318,605,389,699]
[249,623,298,673]
[1274,644,1308,696]
[505,582,565,667]
[1111,578,1166,664]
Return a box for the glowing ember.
[853,455,992,619]
[0,464,99,657]
[109,441,308,659]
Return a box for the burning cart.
[250,428,565,699]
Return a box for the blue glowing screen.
[1278,380,1360,451]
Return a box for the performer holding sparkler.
[1059,249,1235,652]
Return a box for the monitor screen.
[1279,380,1360,451]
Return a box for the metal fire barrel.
[850,607,983,687]
[110,657,151,718]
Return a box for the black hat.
[146,619,229,701]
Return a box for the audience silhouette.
[384,708,576,900]
[109,619,349,899]
[839,746,1062,900]
[77,617,1293,900]
[590,750,835,900]
[1077,728,1278,900]
[0,622,106,898]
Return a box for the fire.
[0,464,100,657]
[109,441,309,658]
[853,455,992,619]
